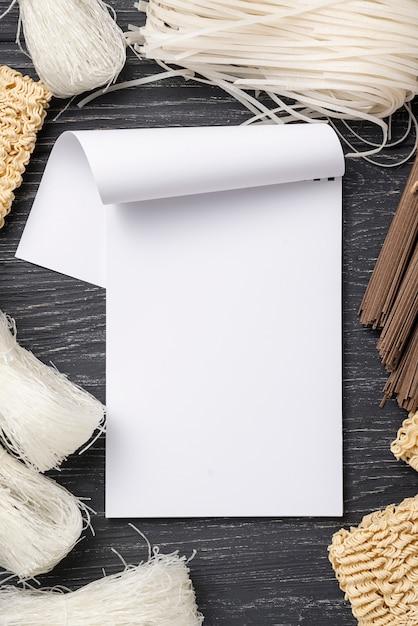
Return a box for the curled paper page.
[16,124,345,518]
[16,124,343,287]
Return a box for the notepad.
[16,124,345,517]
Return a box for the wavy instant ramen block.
[391,410,418,471]
[329,495,418,625]
[0,65,51,228]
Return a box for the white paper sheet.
[16,124,345,517]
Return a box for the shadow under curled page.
[15,123,345,518]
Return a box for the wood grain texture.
[1,2,418,623]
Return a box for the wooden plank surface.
[1,2,418,623]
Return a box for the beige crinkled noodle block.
[0,65,51,228]
[391,410,418,471]
[329,495,418,625]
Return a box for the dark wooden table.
[1,2,417,623]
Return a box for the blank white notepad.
[16,124,345,518]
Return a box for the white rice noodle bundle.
[0,310,105,472]
[0,446,87,580]
[126,0,418,160]
[14,0,127,98]
[0,549,204,625]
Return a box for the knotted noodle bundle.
[3,0,126,98]
[0,310,105,472]
[0,549,204,625]
[128,0,418,157]
[0,446,86,580]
